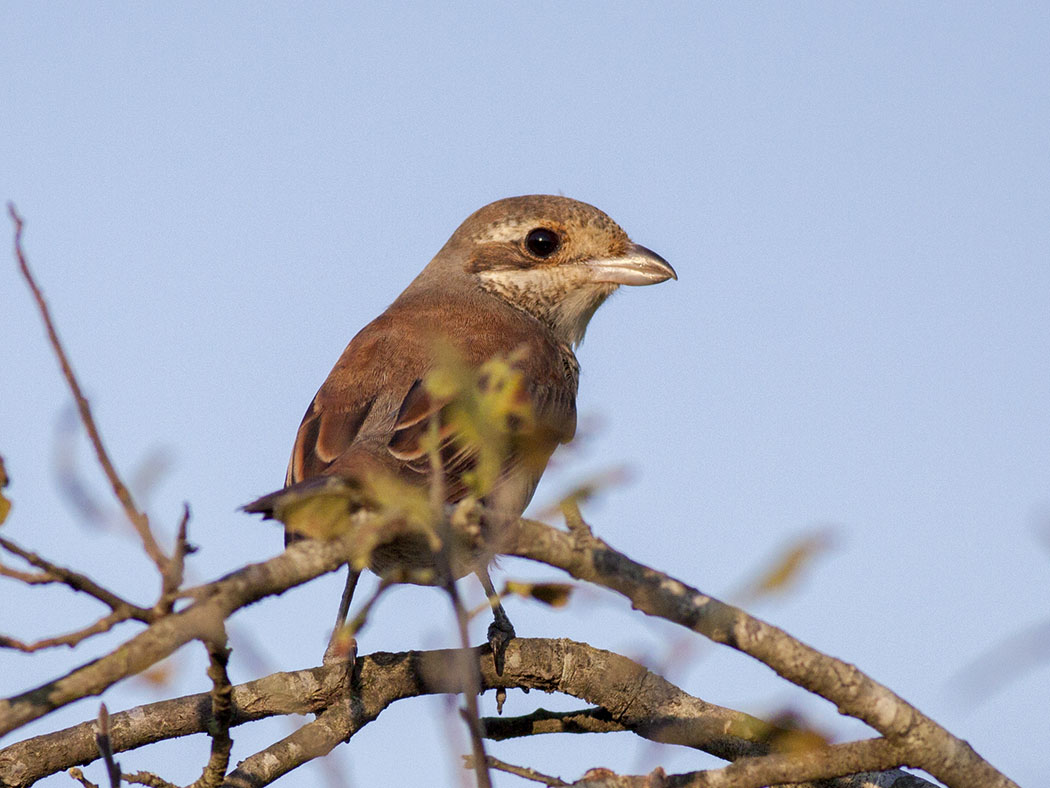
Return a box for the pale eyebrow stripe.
[474,221,531,243]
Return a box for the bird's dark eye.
[525,227,560,258]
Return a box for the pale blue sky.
[3,4,1048,786]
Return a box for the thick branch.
[3,639,928,788]
[679,738,922,788]
[0,665,342,787]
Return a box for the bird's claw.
[487,617,515,675]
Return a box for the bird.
[244,194,676,672]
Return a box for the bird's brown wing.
[280,293,578,513]
[383,359,577,507]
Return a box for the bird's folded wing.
[278,296,578,507]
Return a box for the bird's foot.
[486,616,515,676]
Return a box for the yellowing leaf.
[135,657,178,688]
[422,347,537,499]
[765,710,832,753]
[271,473,440,574]
[728,709,831,754]
[742,528,835,601]
[365,472,435,528]
[504,580,575,608]
[279,489,361,541]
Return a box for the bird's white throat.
[477,267,618,348]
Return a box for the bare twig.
[159,505,192,608]
[558,498,591,537]
[444,571,492,788]
[0,533,154,653]
[8,203,169,575]
[94,704,121,788]
[0,562,53,585]
[191,639,233,788]
[0,535,152,619]
[533,765,669,788]
[463,755,569,786]
[0,528,367,737]
[347,578,394,636]
[427,415,493,788]
[121,772,180,788]
[1,609,139,653]
[67,767,100,788]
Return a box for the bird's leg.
[323,566,360,666]
[475,567,515,675]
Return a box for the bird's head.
[420,195,676,348]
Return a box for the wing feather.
[282,292,579,514]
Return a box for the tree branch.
[508,515,1015,788]
[0,533,354,736]
[0,535,153,619]
[190,639,233,788]
[0,640,936,788]
[481,707,626,739]
[0,608,138,653]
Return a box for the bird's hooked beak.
[580,243,677,286]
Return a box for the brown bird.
[244,194,675,670]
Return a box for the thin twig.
[427,417,492,788]
[159,504,192,609]
[8,203,169,575]
[67,768,100,788]
[0,535,152,618]
[0,563,53,584]
[463,755,569,787]
[0,530,360,737]
[121,773,180,788]
[343,577,394,637]
[558,498,591,537]
[446,577,492,788]
[94,704,121,788]
[191,639,233,788]
[1,609,139,653]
